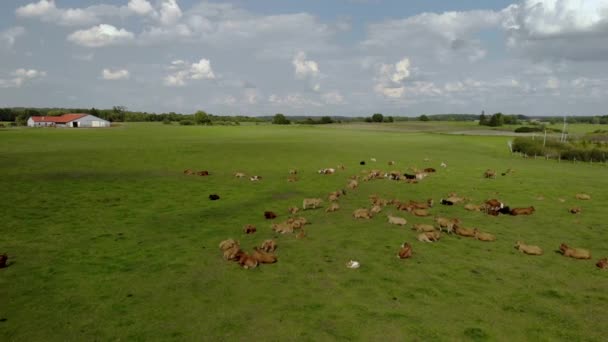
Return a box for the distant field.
[1,123,607,341]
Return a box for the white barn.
[27,113,110,128]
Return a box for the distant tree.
[479,112,488,126]
[272,113,290,125]
[364,117,373,123]
[194,110,212,125]
[162,118,172,125]
[179,120,194,125]
[111,106,126,122]
[371,113,384,122]
[419,114,430,122]
[16,112,28,126]
[385,116,394,123]
[320,116,333,124]
[488,113,504,127]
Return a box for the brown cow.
[411,223,435,232]
[326,203,340,212]
[260,239,277,253]
[288,207,300,215]
[196,170,210,176]
[398,243,413,259]
[510,206,535,216]
[484,169,496,179]
[473,229,496,242]
[264,211,277,219]
[353,208,372,219]
[243,224,257,234]
[454,226,476,237]
[515,241,543,255]
[596,258,608,269]
[418,231,441,242]
[252,247,277,264]
[464,203,482,211]
[0,253,7,268]
[575,193,591,200]
[559,243,591,259]
[423,167,436,173]
[183,169,194,175]
[235,251,258,269]
[569,207,581,214]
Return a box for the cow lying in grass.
[235,250,258,269]
[515,241,543,255]
[250,175,262,181]
[464,203,483,211]
[264,211,277,219]
[474,229,496,241]
[0,253,7,268]
[219,239,241,261]
[454,225,476,237]
[303,198,323,209]
[289,169,298,175]
[575,193,591,200]
[326,203,340,212]
[418,231,441,242]
[243,224,256,234]
[484,199,505,216]
[558,243,591,259]
[398,243,413,259]
[484,169,496,179]
[288,207,299,215]
[234,172,245,178]
[209,194,220,200]
[252,247,277,264]
[569,207,582,214]
[347,179,359,190]
[184,169,194,175]
[196,170,210,176]
[318,168,335,175]
[510,206,535,216]
[387,214,407,226]
[412,224,435,232]
[597,258,608,269]
[353,208,372,219]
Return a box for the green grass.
[1,123,607,341]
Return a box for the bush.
[162,118,172,125]
[179,120,194,126]
[514,126,543,133]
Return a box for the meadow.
[1,122,607,341]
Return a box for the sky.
[1,0,608,116]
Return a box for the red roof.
[30,114,88,123]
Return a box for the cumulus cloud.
[159,0,183,26]
[0,27,26,50]
[164,58,215,86]
[16,0,99,26]
[102,68,130,80]
[293,51,322,90]
[67,24,134,47]
[503,0,608,60]
[0,68,46,88]
[374,57,412,98]
[363,10,501,62]
[128,0,155,16]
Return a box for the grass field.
[1,123,607,341]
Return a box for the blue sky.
[1,0,608,116]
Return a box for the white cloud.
[375,57,413,98]
[16,0,99,26]
[67,24,135,47]
[502,0,608,60]
[0,27,25,50]
[391,58,411,83]
[128,0,155,16]
[159,0,182,26]
[102,68,130,80]
[164,58,216,86]
[0,68,46,88]
[293,51,320,79]
[15,0,55,17]
[268,93,322,107]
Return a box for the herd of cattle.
[202,160,607,271]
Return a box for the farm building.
[27,114,110,128]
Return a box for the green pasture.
[1,123,607,341]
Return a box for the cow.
[0,253,7,268]
[484,199,504,216]
[303,198,323,210]
[250,175,262,181]
[403,173,417,180]
[435,217,460,234]
[388,160,395,166]
[235,251,258,269]
[219,239,241,261]
[370,205,382,214]
[510,206,535,216]
[440,162,447,168]
[514,241,543,255]
[287,176,298,182]
[272,222,294,234]
[347,179,359,190]
[234,172,245,178]
[411,223,435,232]
[196,170,210,176]
[415,172,428,180]
[289,169,298,175]
[418,231,441,242]
[243,224,257,234]
[440,199,454,206]
[338,164,346,170]
[353,208,372,219]
[398,243,413,259]
[423,168,436,173]
[484,169,496,179]
[264,211,277,219]
[596,258,608,269]
[558,243,591,259]
[464,203,482,211]
[387,214,407,226]
[454,226,476,237]
[473,229,496,242]
[209,194,220,200]
[360,161,366,165]
[288,207,300,215]
[260,239,277,253]
[412,209,430,217]
[318,168,336,175]
[183,169,194,175]
[569,207,582,214]
[252,247,277,264]
[326,203,340,212]
[575,193,591,200]
[370,158,377,162]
